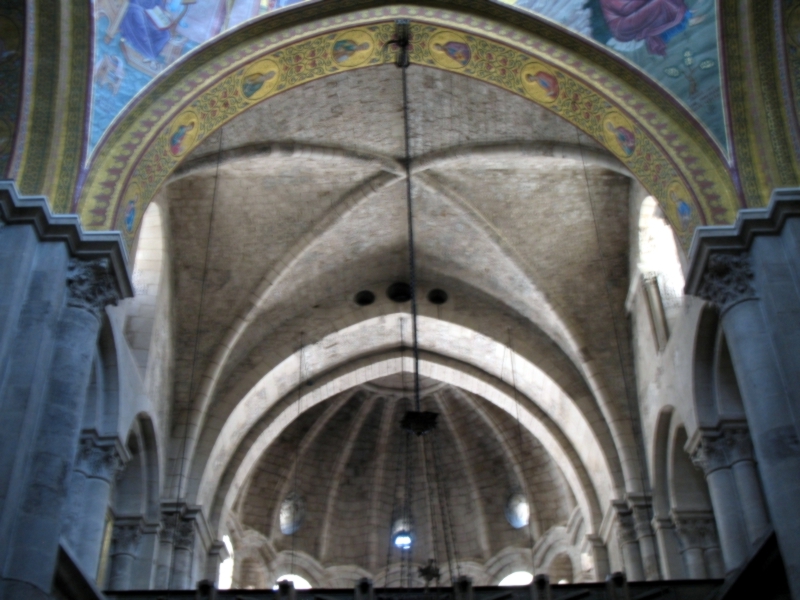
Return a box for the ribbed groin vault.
[150,64,643,588]
[8,0,800,597]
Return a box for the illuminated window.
[498,571,533,586]
[273,574,312,590]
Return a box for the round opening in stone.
[280,492,305,535]
[505,492,530,529]
[354,290,376,306]
[387,282,412,303]
[427,289,448,305]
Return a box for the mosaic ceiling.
[88,0,726,159]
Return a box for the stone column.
[108,521,143,590]
[724,426,771,545]
[171,519,196,589]
[131,521,160,590]
[0,258,120,599]
[629,496,660,580]
[672,513,709,579]
[614,503,644,581]
[68,434,126,579]
[154,513,178,589]
[651,517,685,578]
[690,430,749,571]
[586,534,610,581]
[694,253,800,593]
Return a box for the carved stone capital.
[722,425,755,464]
[159,513,180,543]
[691,434,730,474]
[613,502,638,545]
[174,519,195,550]
[112,522,143,556]
[76,436,125,481]
[696,253,755,309]
[672,512,718,550]
[66,258,120,318]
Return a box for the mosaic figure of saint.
[584,0,692,56]
[119,0,173,63]
[525,70,559,100]
[333,39,370,63]
[243,70,276,98]
[433,41,471,66]
[170,121,195,155]
[124,199,137,232]
[606,121,635,157]
[671,189,692,229]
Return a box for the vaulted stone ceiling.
[153,63,641,585]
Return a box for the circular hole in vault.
[354,290,376,306]
[387,282,412,303]
[427,289,448,305]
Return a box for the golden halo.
[520,61,560,105]
[428,30,471,70]
[241,58,280,102]
[602,110,637,159]
[167,110,200,158]
[331,30,374,68]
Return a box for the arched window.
[274,574,312,590]
[638,196,685,348]
[498,571,533,586]
[218,535,234,590]
[125,201,165,372]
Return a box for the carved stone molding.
[696,253,756,309]
[66,257,121,318]
[0,181,132,298]
[112,522,143,556]
[75,435,125,481]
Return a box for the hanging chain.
[392,19,422,413]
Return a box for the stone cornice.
[0,180,132,299]
[686,188,800,296]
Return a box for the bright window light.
[273,574,312,590]
[393,533,412,549]
[498,571,533,586]
[218,535,234,590]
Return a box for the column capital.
[75,433,127,481]
[612,501,638,544]
[174,519,196,550]
[66,257,121,318]
[690,432,730,474]
[695,253,756,310]
[112,520,143,556]
[672,511,717,550]
[721,424,755,464]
